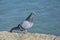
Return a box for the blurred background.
[0,0,60,36]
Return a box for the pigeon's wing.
[21,21,33,29]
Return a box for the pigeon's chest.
[22,21,33,29]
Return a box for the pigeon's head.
[31,12,36,16]
[30,12,36,16]
[26,12,36,22]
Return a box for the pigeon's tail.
[9,24,25,32]
[9,26,19,32]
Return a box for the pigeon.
[9,12,35,34]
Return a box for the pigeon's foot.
[24,32,30,34]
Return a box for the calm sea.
[0,0,60,36]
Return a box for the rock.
[0,31,60,40]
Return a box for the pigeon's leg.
[23,30,30,34]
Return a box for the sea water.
[0,0,60,36]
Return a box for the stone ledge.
[0,31,60,40]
